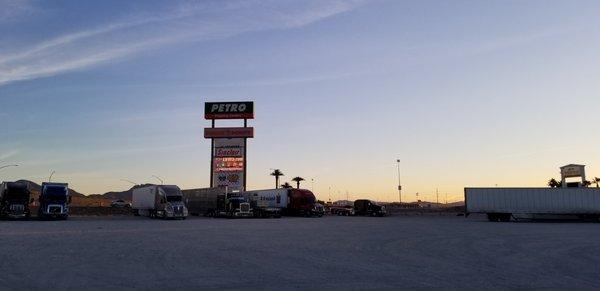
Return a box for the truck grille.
[49,206,62,214]
[240,203,250,213]
[10,204,24,215]
[174,206,183,215]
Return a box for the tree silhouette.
[593,177,600,188]
[291,177,305,189]
[548,178,561,188]
[281,182,293,189]
[583,180,592,187]
[270,169,284,189]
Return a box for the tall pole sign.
[205,101,254,192]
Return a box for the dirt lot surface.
[1,215,599,290]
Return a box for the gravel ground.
[1,215,599,290]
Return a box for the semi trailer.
[328,204,355,216]
[243,189,288,218]
[465,188,600,222]
[132,185,188,219]
[38,182,70,220]
[0,182,32,219]
[183,187,253,218]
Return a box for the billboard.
[561,165,584,178]
[205,102,254,119]
[204,127,254,138]
[212,138,245,191]
[213,171,244,191]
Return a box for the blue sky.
[1,0,600,202]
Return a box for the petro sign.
[205,101,254,119]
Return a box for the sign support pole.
[210,119,215,188]
[243,119,248,191]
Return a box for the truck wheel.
[487,213,499,222]
[499,214,511,222]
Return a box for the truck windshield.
[166,196,182,202]
[43,186,67,202]
[4,190,29,201]
[44,186,67,197]
[160,186,182,196]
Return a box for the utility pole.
[396,159,402,203]
[436,188,439,204]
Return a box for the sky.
[1,0,600,202]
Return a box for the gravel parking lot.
[1,215,599,290]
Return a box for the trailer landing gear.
[487,213,511,222]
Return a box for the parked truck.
[183,187,253,218]
[287,188,320,216]
[132,185,188,219]
[353,199,386,217]
[0,182,32,219]
[465,188,600,222]
[38,182,70,220]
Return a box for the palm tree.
[583,180,592,187]
[291,177,305,189]
[593,177,600,188]
[548,178,561,188]
[270,169,284,189]
[281,182,293,189]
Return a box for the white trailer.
[132,185,188,219]
[243,189,289,217]
[465,188,600,222]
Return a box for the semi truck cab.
[158,186,188,219]
[38,182,70,220]
[0,182,32,219]
[216,194,253,218]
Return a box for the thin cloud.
[0,0,370,86]
[0,149,20,160]
[0,0,37,22]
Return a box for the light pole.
[151,175,164,185]
[0,164,19,171]
[396,159,402,203]
[311,179,314,192]
[121,179,138,186]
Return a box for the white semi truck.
[465,188,600,222]
[132,185,188,219]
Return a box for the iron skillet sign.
[205,101,254,120]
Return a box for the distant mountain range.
[14,180,138,201]
[16,180,85,197]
